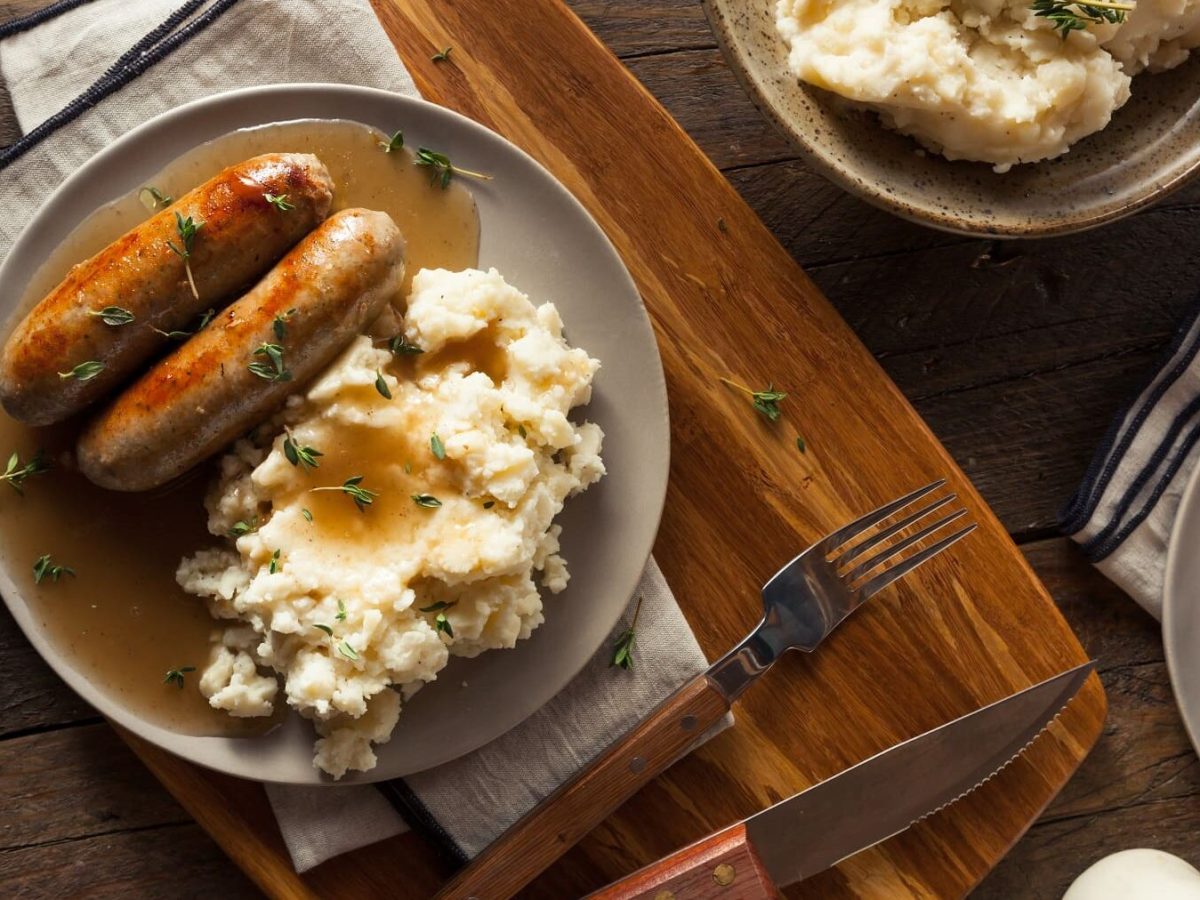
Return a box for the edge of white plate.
[1162,454,1200,759]
[0,83,670,784]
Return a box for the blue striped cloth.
[1064,308,1200,619]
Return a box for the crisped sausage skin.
[77,209,405,491]
[0,153,334,426]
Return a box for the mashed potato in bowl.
[775,0,1200,171]
[177,268,605,779]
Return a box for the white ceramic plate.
[1163,461,1200,759]
[0,84,669,784]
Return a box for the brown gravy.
[0,120,480,736]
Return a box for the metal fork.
[436,480,977,900]
[709,479,976,701]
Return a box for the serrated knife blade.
[591,661,1094,899]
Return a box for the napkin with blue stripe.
[1064,309,1200,619]
[0,0,728,873]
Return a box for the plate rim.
[0,82,670,784]
[1162,454,1200,758]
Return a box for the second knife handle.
[434,672,732,900]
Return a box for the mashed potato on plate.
[775,0,1200,171]
[177,268,605,778]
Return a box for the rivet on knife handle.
[585,822,781,900]
[433,671,732,900]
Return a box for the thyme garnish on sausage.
[264,192,295,211]
[248,342,292,382]
[167,212,203,300]
[58,360,105,382]
[311,475,378,511]
[415,147,492,189]
[151,307,216,341]
[2,450,50,494]
[88,306,135,327]
[1031,0,1133,36]
[33,554,74,584]
[163,666,196,688]
[273,308,297,341]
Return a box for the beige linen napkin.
[0,0,728,873]
[1065,310,1200,619]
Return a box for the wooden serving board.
[116,0,1107,896]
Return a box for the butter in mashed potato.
[177,267,605,778]
[775,0,1200,171]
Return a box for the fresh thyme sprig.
[139,186,173,211]
[336,599,347,622]
[375,371,393,400]
[720,378,786,422]
[412,493,442,508]
[268,549,281,574]
[610,595,643,670]
[167,212,203,300]
[283,428,322,469]
[420,600,457,637]
[430,433,446,460]
[227,517,258,538]
[152,307,216,341]
[264,192,295,211]
[415,147,492,189]
[88,306,135,327]
[431,46,452,63]
[273,308,297,341]
[379,130,404,153]
[163,665,196,688]
[311,475,378,511]
[1031,0,1133,36]
[33,554,74,584]
[2,450,50,494]
[338,640,360,661]
[248,342,291,382]
[387,335,424,356]
[58,360,105,382]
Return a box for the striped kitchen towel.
[0,0,729,875]
[1063,305,1200,619]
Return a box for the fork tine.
[818,480,946,554]
[834,493,957,568]
[854,523,977,600]
[842,508,967,583]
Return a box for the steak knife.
[590,661,1094,899]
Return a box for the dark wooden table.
[1,1,1196,897]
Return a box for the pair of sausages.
[0,153,406,491]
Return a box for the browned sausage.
[77,209,404,492]
[0,153,335,426]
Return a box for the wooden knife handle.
[434,672,731,899]
[588,822,781,900]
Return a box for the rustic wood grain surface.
[0,1,1194,898]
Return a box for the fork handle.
[434,672,732,899]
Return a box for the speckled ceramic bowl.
[702,0,1200,236]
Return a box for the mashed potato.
[775,0,1200,171]
[177,268,605,778]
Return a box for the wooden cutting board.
[116,0,1107,896]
